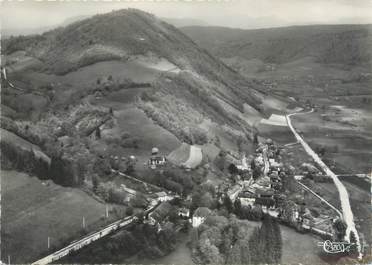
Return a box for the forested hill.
[181,24,372,65]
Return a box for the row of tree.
[249,216,283,264]
[1,140,85,187]
[64,222,177,263]
[191,214,283,264]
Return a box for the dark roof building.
[149,202,172,223]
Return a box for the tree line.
[1,140,84,187]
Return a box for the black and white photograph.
[0,0,371,264]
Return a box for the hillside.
[1,8,274,181]
[2,9,269,141]
[181,24,372,65]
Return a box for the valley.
[1,7,371,265]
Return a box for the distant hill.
[181,24,372,65]
[161,17,208,28]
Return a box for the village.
[94,134,344,244]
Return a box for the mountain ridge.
[181,24,372,65]
[2,9,266,147]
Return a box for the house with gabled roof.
[148,201,173,226]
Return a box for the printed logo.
[317,240,355,254]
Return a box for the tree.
[50,155,75,187]
[226,241,242,265]
[96,183,110,201]
[198,238,224,264]
[271,218,283,263]
[95,127,101,139]
[334,219,347,241]
[248,216,282,264]
[126,206,134,216]
[215,152,226,171]
[228,163,239,176]
[234,198,242,215]
[125,158,136,175]
[93,157,111,177]
[348,231,358,257]
[249,227,262,264]
[253,133,259,145]
[252,167,261,180]
[135,210,145,223]
[92,175,100,192]
[223,195,234,213]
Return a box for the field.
[103,107,181,167]
[292,109,372,174]
[260,114,287,126]
[257,123,295,145]
[167,143,191,165]
[1,170,123,264]
[182,145,203,169]
[90,83,182,169]
[341,181,372,252]
[280,225,324,264]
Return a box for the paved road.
[286,109,362,259]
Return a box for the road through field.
[286,109,362,259]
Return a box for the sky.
[1,0,372,33]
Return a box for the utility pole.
[82,216,86,229]
[8,255,10,265]
[106,205,109,218]
[48,236,50,249]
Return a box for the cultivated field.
[341,181,372,251]
[260,114,287,126]
[257,123,296,145]
[167,143,191,165]
[280,225,324,264]
[105,107,181,166]
[182,145,203,169]
[292,109,372,174]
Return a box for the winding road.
[286,109,362,259]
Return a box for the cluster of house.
[231,141,284,210]
[144,197,211,232]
